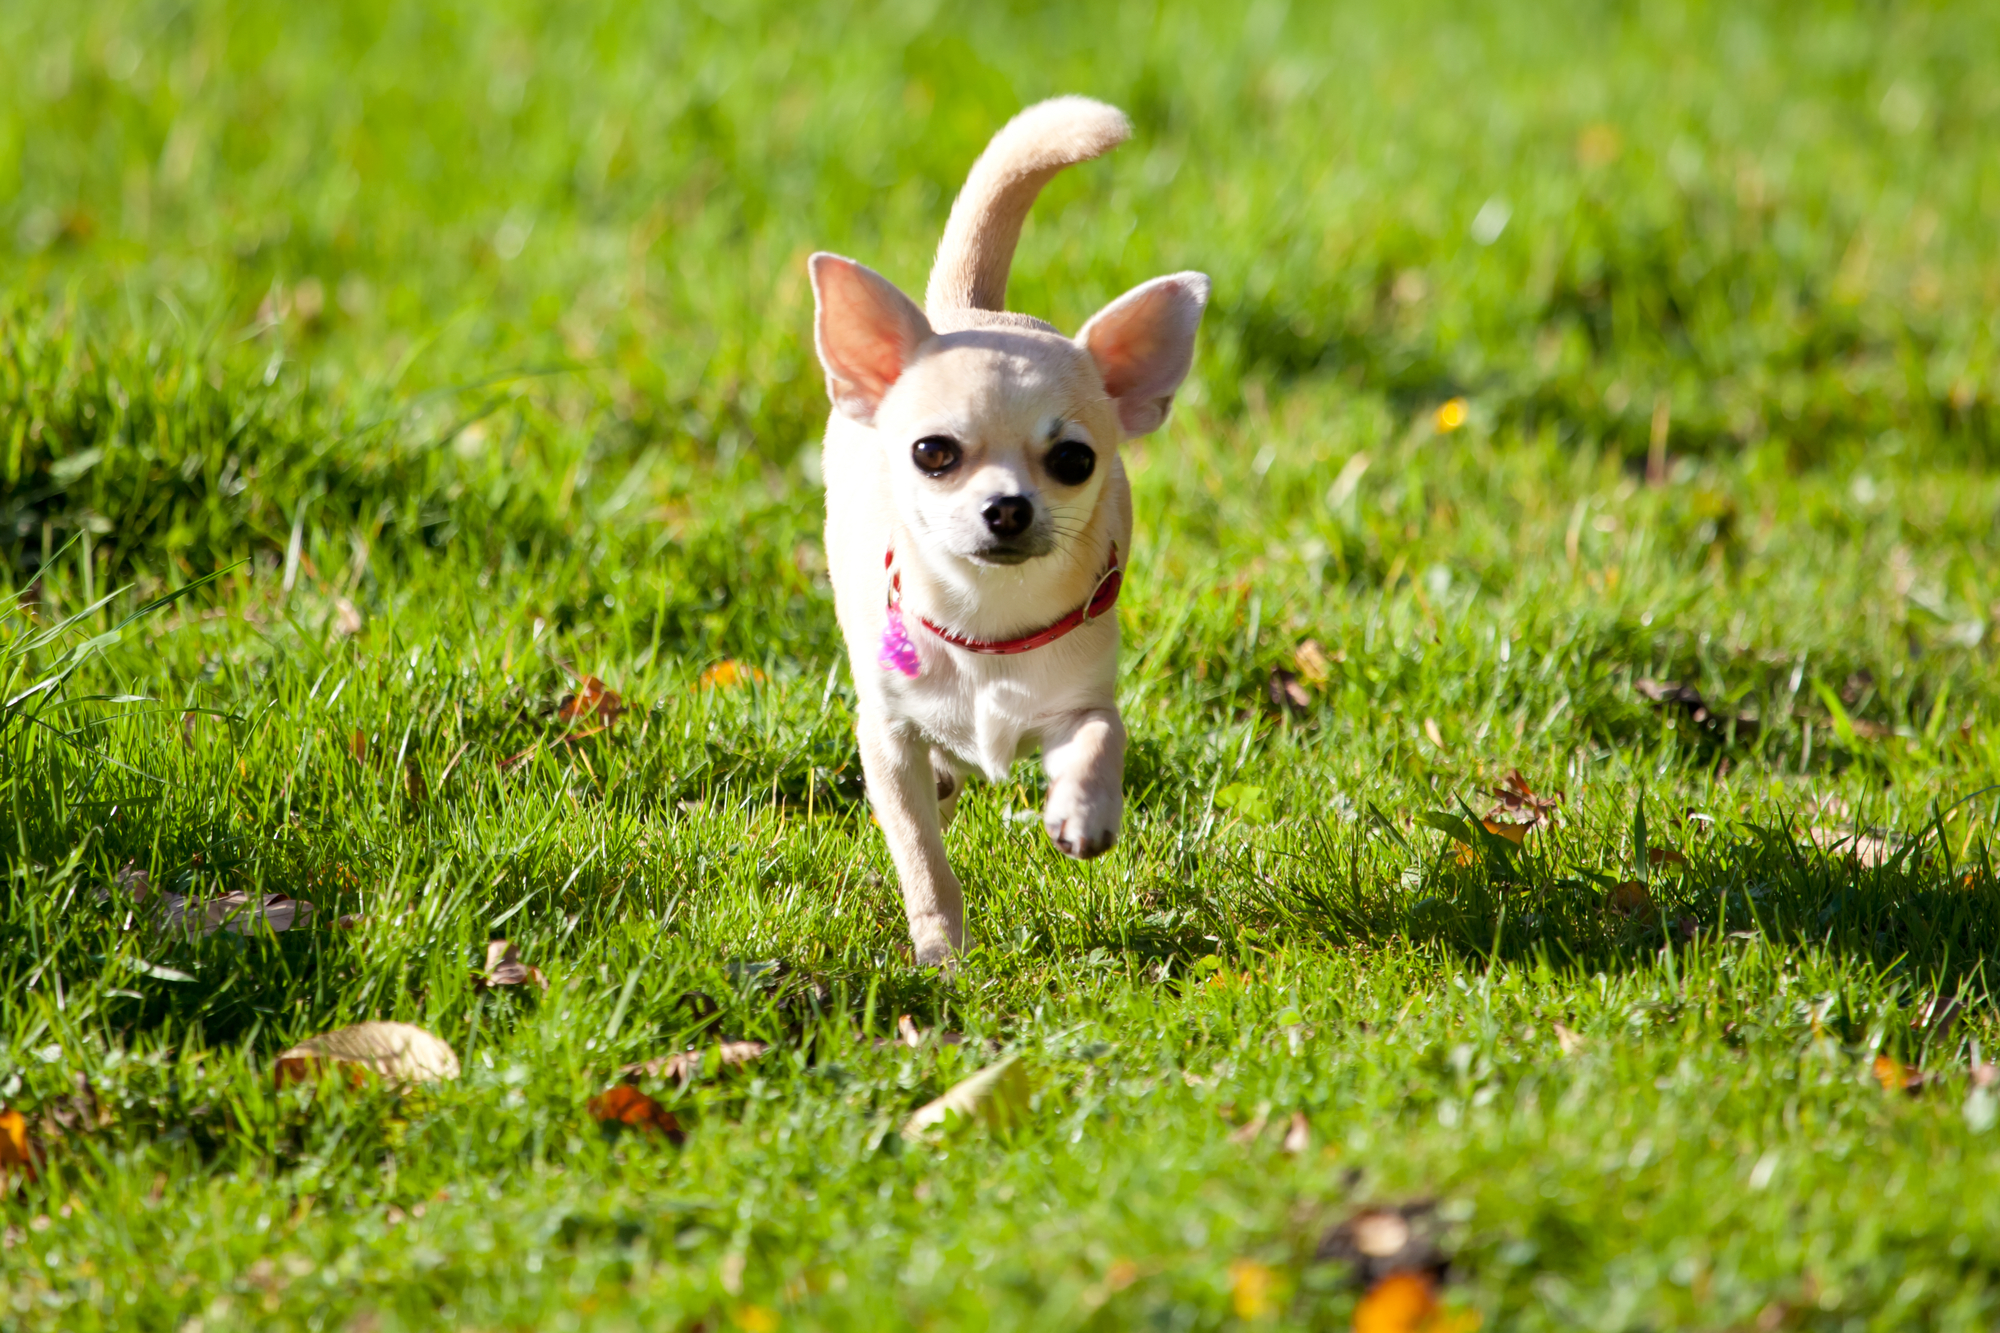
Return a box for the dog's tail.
[925,96,1131,317]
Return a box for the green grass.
[5,1,2000,1329]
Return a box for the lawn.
[4,1,2000,1329]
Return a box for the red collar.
[887,544,1123,655]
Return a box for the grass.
[4,0,2000,1328]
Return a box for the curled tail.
[924,96,1131,318]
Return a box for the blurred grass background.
[5,2,2000,1329]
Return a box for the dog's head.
[809,254,1207,569]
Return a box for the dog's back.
[924,97,1132,333]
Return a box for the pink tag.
[878,605,921,677]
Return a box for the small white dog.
[809,96,1208,965]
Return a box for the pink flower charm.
[878,605,921,678]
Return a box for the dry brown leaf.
[1487,770,1562,825]
[334,914,366,930]
[276,1021,460,1088]
[0,1109,39,1186]
[476,939,547,992]
[587,1085,684,1141]
[1635,678,1759,740]
[1267,667,1311,714]
[349,729,369,763]
[696,660,765,691]
[1606,881,1653,917]
[622,1040,770,1084]
[1648,846,1689,868]
[115,862,152,904]
[1318,1201,1449,1287]
[1228,1103,1270,1145]
[880,1015,968,1050]
[558,676,626,724]
[1423,717,1446,750]
[160,891,313,937]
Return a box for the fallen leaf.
[1267,667,1311,714]
[1552,1023,1585,1055]
[1294,639,1338,684]
[731,1306,779,1333]
[1486,770,1562,825]
[1353,1271,1480,1333]
[1605,881,1653,917]
[159,891,313,937]
[334,914,366,930]
[276,1022,460,1088]
[587,1085,684,1141]
[558,676,626,724]
[1478,819,1528,846]
[1282,1111,1311,1154]
[0,1109,39,1186]
[1648,846,1689,868]
[878,1014,970,1050]
[1872,1054,1925,1095]
[1805,826,1896,869]
[1228,1103,1271,1145]
[476,939,547,992]
[1318,1202,1448,1286]
[697,660,765,691]
[1229,1258,1280,1319]
[349,729,370,763]
[623,1041,770,1084]
[1423,717,1446,750]
[115,862,152,904]
[1635,678,1759,741]
[904,1055,1033,1138]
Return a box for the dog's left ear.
[810,253,933,426]
[1077,272,1210,437]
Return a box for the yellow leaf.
[276,1021,461,1088]
[1229,1258,1280,1319]
[1479,819,1528,846]
[904,1055,1033,1138]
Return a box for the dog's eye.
[911,436,961,475]
[1046,441,1096,487]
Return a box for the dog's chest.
[890,644,1102,782]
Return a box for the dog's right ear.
[809,253,933,426]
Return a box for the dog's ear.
[1076,273,1210,437]
[809,253,933,426]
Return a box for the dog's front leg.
[1040,707,1125,859]
[857,707,965,964]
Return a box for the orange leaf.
[1479,819,1528,846]
[558,676,626,724]
[1354,1272,1481,1333]
[588,1085,684,1141]
[1872,1055,1925,1095]
[1606,881,1653,917]
[697,659,766,691]
[0,1108,40,1185]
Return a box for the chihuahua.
[809,96,1208,964]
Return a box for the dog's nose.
[981,494,1034,539]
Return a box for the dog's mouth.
[967,540,1050,567]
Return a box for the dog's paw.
[1044,782,1120,860]
[908,914,962,968]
